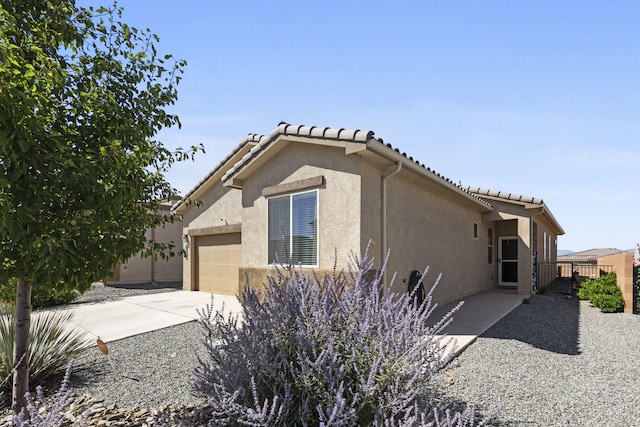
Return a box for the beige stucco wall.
[487,200,546,295]
[359,158,383,270]
[110,212,183,284]
[180,182,244,290]
[182,138,563,305]
[372,168,496,304]
[531,215,560,288]
[598,252,633,313]
[239,143,363,289]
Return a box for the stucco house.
[172,122,564,305]
[108,199,183,285]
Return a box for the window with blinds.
[268,190,317,266]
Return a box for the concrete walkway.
[39,287,522,353]
[430,288,524,356]
[40,291,242,343]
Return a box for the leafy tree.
[0,0,199,413]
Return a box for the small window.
[487,228,493,264]
[268,190,318,266]
[473,223,478,239]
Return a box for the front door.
[499,236,518,287]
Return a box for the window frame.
[267,189,319,267]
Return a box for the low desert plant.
[12,362,89,427]
[577,273,624,313]
[194,247,495,426]
[0,306,92,391]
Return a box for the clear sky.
[81,0,639,252]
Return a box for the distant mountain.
[558,250,574,256]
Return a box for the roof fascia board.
[534,206,565,235]
[223,136,292,188]
[223,135,371,189]
[481,197,565,235]
[477,194,538,209]
[172,141,257,213]
[280,134,360,149]
[345,141,368,154]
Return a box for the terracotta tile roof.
[375,143,493,208]
[463,186,544,205]
[558,248,627,261]
[220,122,492,208]
[222,122,376,182]
[464,186,564,234]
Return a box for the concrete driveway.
[39,291,242,343]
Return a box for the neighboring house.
[557,248,634,313]
[172,122,564,305]
[557,248,625,278]
[108,199,183,285]
[558,248,628,263]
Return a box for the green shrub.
[0,279,80,309]
[577,278,595,300]
[0,306,91,390]
[577,273,624,313]
[590,293,625,313]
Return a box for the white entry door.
[499,236,519,287]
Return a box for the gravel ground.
[437,293,640,426]
[67,320,206,409]
[65,282,208,409]
[71,281,183,304]
[19,286,640,426]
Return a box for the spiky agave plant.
[194,247,494,426]
[0,306,92,391]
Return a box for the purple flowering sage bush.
[194,249,494,426]
[10,362,89,427]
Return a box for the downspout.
[381,161,402,284]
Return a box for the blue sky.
[82,1,639,252]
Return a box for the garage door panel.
[196,233,241,295]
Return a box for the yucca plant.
[0,306,92,391]
[194,247,495,426]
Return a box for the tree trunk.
[12,278,31,415]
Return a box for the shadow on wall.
[481,292,580,356]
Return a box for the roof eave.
[222,135,374,188]
[171,138,259,213]
[366,141,493,212]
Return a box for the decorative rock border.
[0,394,213,426]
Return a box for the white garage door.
[196,233,241,294]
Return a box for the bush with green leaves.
[194,249,495,426]
[0,278,79,309]
[577,273,624,313]
[0,306,91,391]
